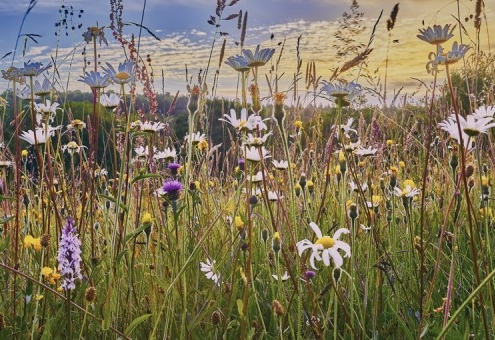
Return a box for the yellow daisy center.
[315,236,335,249]
[115,72,131,81]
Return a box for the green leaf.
[124,313,152,336]
[131,173,161,185]
[98,194,128,213]
[0,234,10,252]
[124,224,148,244]
[236,299,244,319]
[0,215,14,224]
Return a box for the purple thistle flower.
[162,179,183,201]
[167,162,181,176]
[57,217,83,291]
[305,270,316,280]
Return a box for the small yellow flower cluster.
[42,267,61,285]
[24,235,42,251]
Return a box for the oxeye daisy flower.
[354,145,378,157]
[244,132,272,147]
[332,117,357,139]
[417,24,454,45]
[184,131,206,145]
[67,119,86,130]
[100,93,121,109]
[224,55,251,72]
[79,71,112,89]
[472,105,495,119]
[134,145,149,159]
[297,222,351,269]
[19,124,61,145]
[83,26,108,45]
[140,121,167,133]
[154,147,177,161]
[394,184,420,198]
[20,61,51,77]
[62,141,87,155]
[242,45,275,67]
[35,99,60,123]
[102,60,135,85]
[200,259,221,284]
[219,108,268,131]
[243,146,271,162]
[1,66,23,81]
[32,78,53,96]
[321,80,361,101]
[272,271,290,281]
[272,159,289,170]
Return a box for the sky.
[0,0,493,106]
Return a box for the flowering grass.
[0,0,494,339]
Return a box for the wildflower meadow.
[1,0,495,339]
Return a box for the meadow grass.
[0,0,494,339]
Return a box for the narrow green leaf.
[131,173,161,185]
[124,313,152,336]
[0,215,14,224]
[98,194,128,213]
[236,299,244,319]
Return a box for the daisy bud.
[333,267,341,283]
[307,180,314,194]
[272,232,281,253]
[483,163,488,176]
[295,183,302,197]
[249,195,258,206]
[450,154,458,173]
[299,173,307,190]
[261,228,269,243]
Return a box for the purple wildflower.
[238,158,245,172]
[167,162,181,176]
[57,217,83,290]
[162,179,183,201]
[305,270,316,280]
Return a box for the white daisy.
[200,258,221,284]
[297,222,351,269]
[244,132,272,147]
[243,146,271,162]
[272,271,290,281]
[354,146,378,157]
[272,159,289,170]
[19,124,61,145]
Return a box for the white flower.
[267,191,284,202]
[297,222,351,269]
[348,180,368,193]
[219,108,268,131]
[19,124,61,145]
[272,159,289,170]
[472,105,495,119]
[394,185,420,198]
[332,117,357,138]
[439,113,495,150]
[140,121,167,133]
[100,93,121,109]
[134,145,149,159]
[62,141,87,155]
[200,259,221,284]
[417,24,454,45]
[272,271,290,281]
[35,100,60,123]
[243,146,271,162]
[249,171,265,183]
[185,131,206,145]
[244,132,272,147]
[354,146,378,157]
[154,147,176,161]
